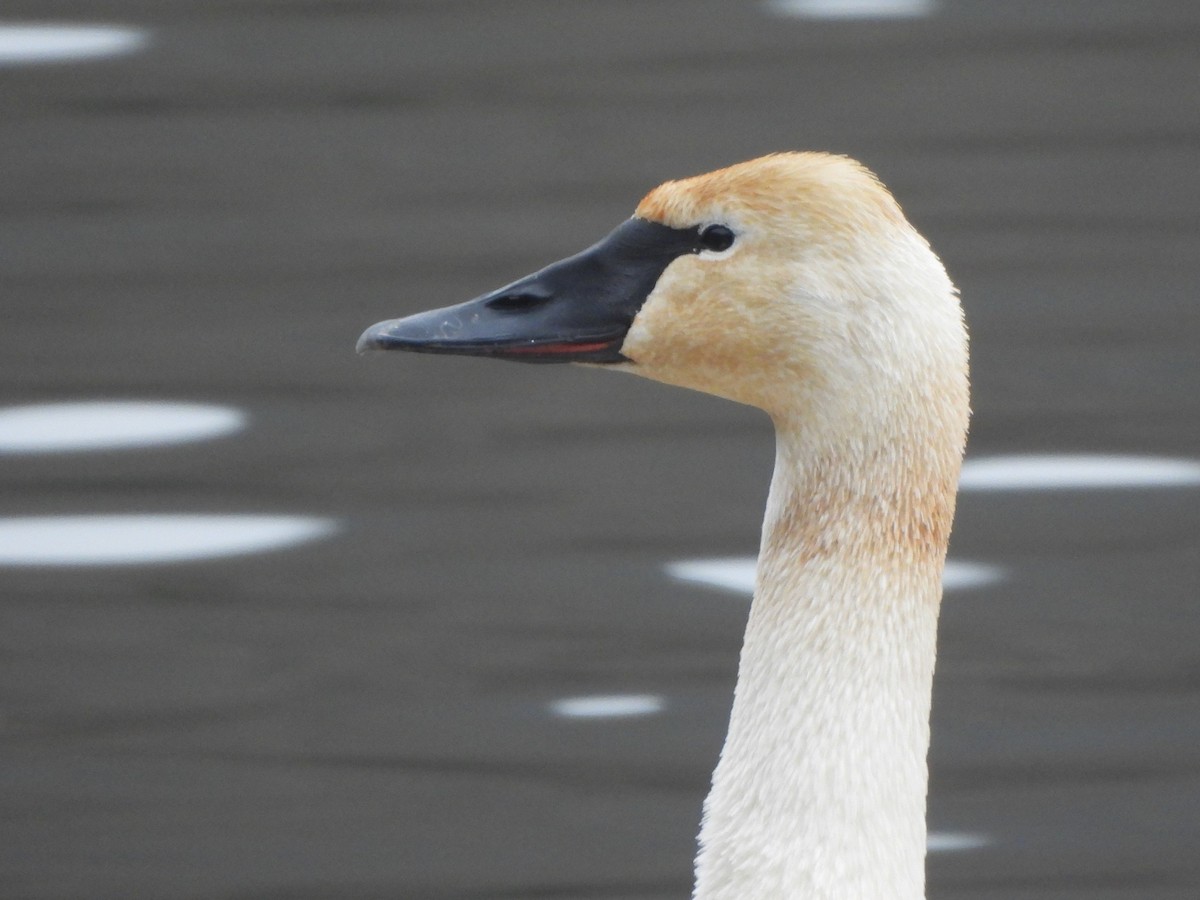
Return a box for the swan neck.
[692,432,949,900]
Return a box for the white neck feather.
[693,425,949,900]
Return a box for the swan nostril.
[485,291,552,312]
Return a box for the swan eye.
[698,224,735,253]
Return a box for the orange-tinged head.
[617,154,964,427]
[359,152,967,450]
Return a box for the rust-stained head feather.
[636,152,907,240]
[618,152,970,571]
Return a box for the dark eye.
[698,224,735,253]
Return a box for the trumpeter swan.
[359,152,970,900]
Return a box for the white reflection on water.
[667,558,1001,596]
[0,401,245,454]
[0,515,337,566]
[549,694,665,719]
[960,455,1200,491]
[927,831,988,852]
[765,0,934,19]
[0,24,148,65]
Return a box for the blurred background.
[2,1,1199,898]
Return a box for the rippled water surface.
[3,2,1199,898]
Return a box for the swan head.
[359,152,967,432]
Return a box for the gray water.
[2,2,1199,897]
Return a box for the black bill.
[357,217,703,364]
